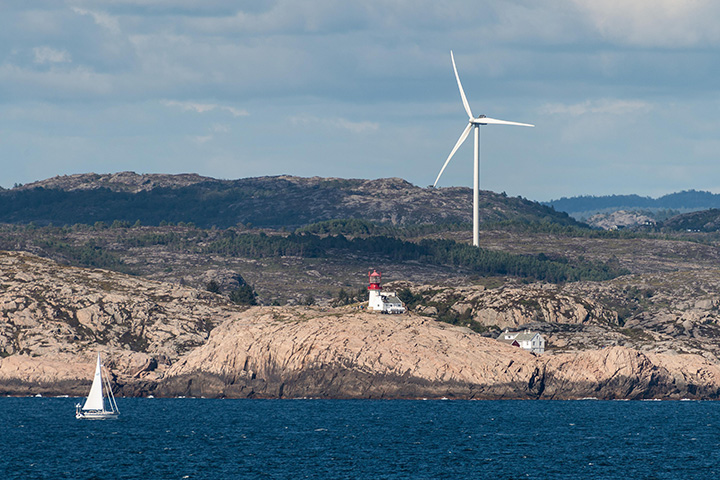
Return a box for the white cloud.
[571,0,720,47]
[163,100,215,113]
[540,99,653,117]
[71,7,121,34]
[33,46,72,64]
[223,106,250,117]
[289,115,379,133]
[162,100,249,117]
[3,1,720,199]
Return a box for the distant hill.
[0,172,582,229]
[545,190,720,220]
[661,209,720,232]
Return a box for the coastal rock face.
[3,250,720,400]
[158,307,543,399]
[158,307,720,400]
[0,250,242,394]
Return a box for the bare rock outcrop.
[0,250,242,393]
[157,307,720,400]
[412,283,616,329]
[587,210,656,230]
[16,171,213,193]
[158,307,543,399]
[3,250,720,399]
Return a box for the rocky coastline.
[3,250,720,400]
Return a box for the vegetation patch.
[204,232,628,283]
[619,328,653,342]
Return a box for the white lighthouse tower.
[368,269,382,309]
[367,269,406,314]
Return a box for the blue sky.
[2,1,720,201]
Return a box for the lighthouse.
[368,269,382,308]
[367,269,406,314]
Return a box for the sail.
[82,354,105,411]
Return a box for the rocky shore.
[155,307,720,400]
[2,250,720,400]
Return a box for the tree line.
[203,231,627,283]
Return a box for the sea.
[2,397,719,479]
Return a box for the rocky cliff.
[0,250,241,395]
[2,251,720,400]
[156,306,720,400]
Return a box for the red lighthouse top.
[368,269,382,291]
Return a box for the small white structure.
[497,329,545,354]
[367,270,406,314]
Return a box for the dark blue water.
[1,398,719,479]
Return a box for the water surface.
[2,398,718,479]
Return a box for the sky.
[2,1,720,201]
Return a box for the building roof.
[514,331,540,342]
[497,330,542,342]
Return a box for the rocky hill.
[3,251,720,400]
[586,210,656,230]
[661,209,720,232]
[0,172,581,228]
[16,171,214,193]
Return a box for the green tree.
[206,280,221,294]
[229,284,258,305]
[397,288,423,310]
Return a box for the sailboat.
[75,353,120,420]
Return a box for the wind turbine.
[433,51,534,247]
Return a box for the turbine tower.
[433,51,534,247]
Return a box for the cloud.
[71,7,121,34]
[289,114,379,133]
[223,106,250,117]
[162,100,249,117]
[33,46,71,64]
[572,0,720,47]
[540,99,653,117]
[3,1,720,199]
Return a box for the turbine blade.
[433,123,473,187]
[451,51,473,119]
[477,117,534,127]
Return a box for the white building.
[497,330,545,354]
[367,270,406,314]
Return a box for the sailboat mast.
[101,358,120,413]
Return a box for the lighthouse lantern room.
[367,269,406,314]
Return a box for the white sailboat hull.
[75,409,119,420]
